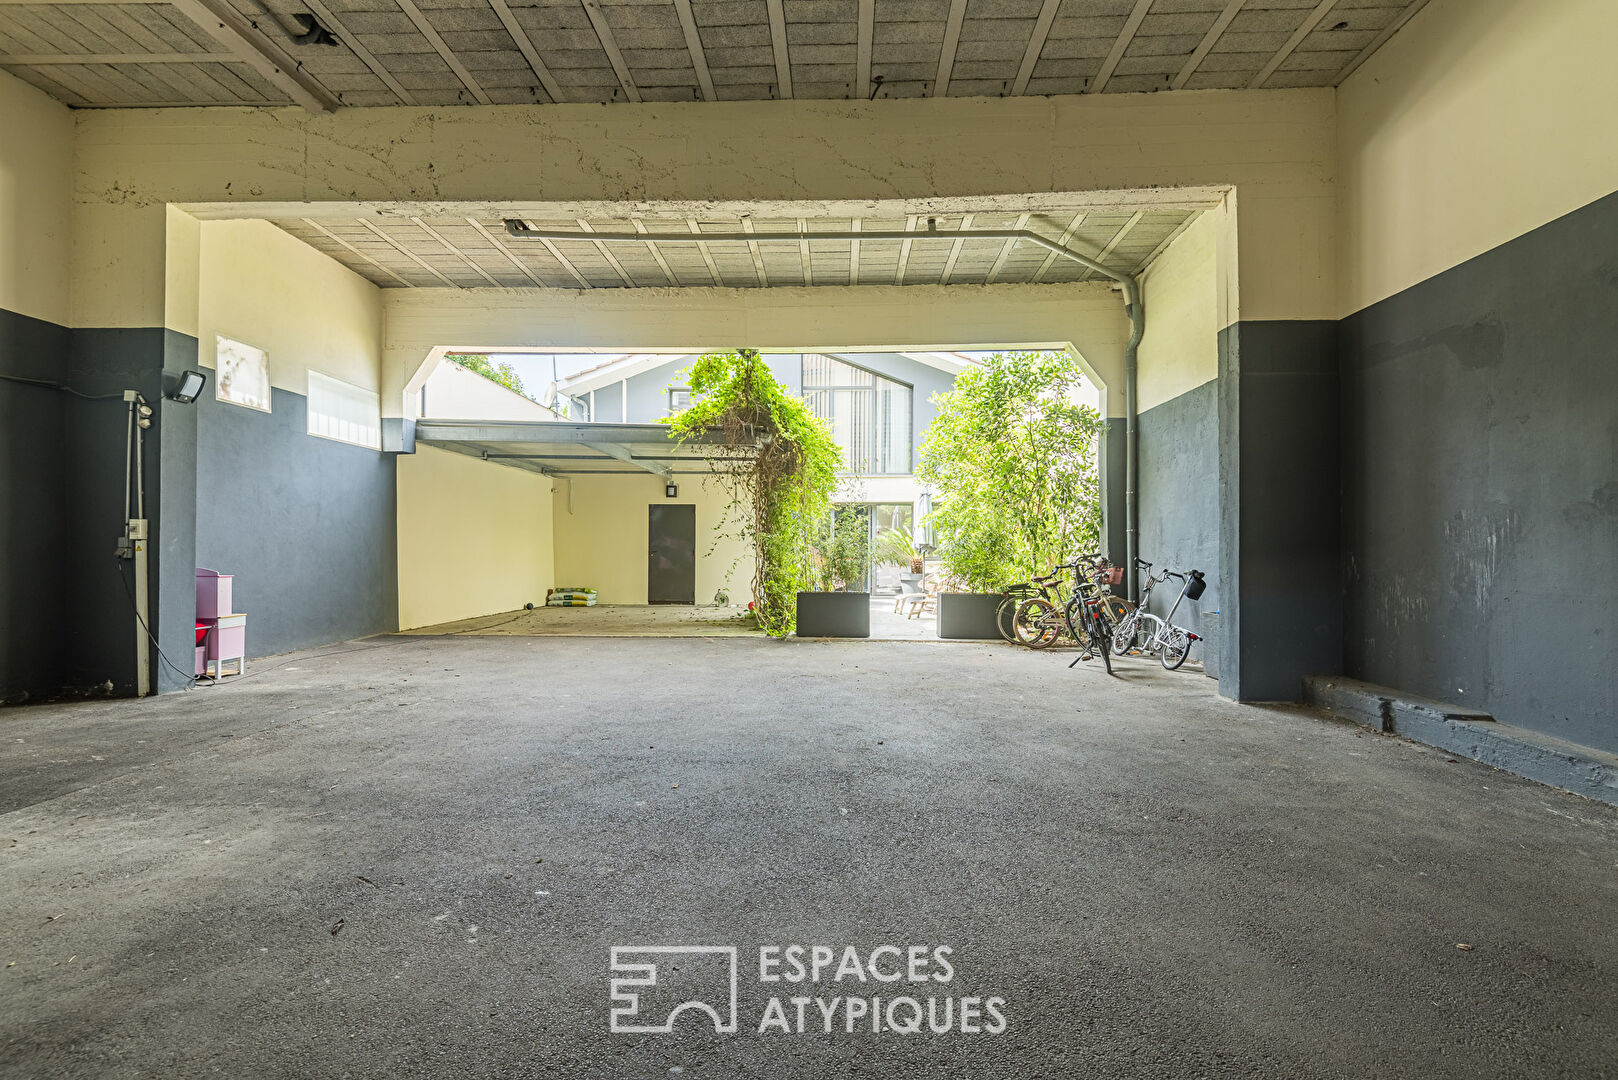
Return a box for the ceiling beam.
[1250,0,1338,88]
[411,217,500,286]
[488,0,565,103]
[986,212,1031,283]
[356,218,459,286]
[1172,0,1244,90]
[1032,211,1084,281]
[741,218,769,286]
[0,52,234,64]
[581,0,640,102]
[301,0,415,104]
[765,0,791,97]
[1333,0,1431,85]
[393,0,491,103]
[686,219,724,286]
[848,219,861,285]
[670,0,714,101]
[1089,0,1153,94]
[1010,0,1060,96]
[466,217,548,287]
[165,0,339,112]
[932,0,967,97]
[796,217,813,285]
[1079,210,1143,280]
[301,219,414,287]
[584,441,672,479]
[578,219,634,285]
[632,219,680,285]
[855,0,873,96]
[939,213,974,284]
[895,215,917,285]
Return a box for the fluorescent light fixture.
[169,370,207,404]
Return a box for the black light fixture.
[665,481,679,498]
[169,370,207,404]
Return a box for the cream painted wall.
[396,445,555,628]
[421,358,557,420]
[197,219,383,393]
[1338,0,1618,314]
[552,473,753,606]
[386,283,1133,419]
[69,88,1342,328]
[1137,208,1221,411]
[0,70,72,327]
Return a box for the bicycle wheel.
[1092,611,1113,674]
[1111,613,1140,656]
[1014,597,1061,649]
[1159,627,1191,670]
[995,595,1020,643]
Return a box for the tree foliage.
[665,350,842,636]
[446,353,528,398]
[916,350,1103,591]
[811,506,871,592]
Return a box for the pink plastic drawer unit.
[204,614,247,678]
[196,569,234,621]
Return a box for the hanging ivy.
[665,350,842,637]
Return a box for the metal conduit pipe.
[502,218,1145,598]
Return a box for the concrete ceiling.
[0,0,1431,109]
[267,206,1201,288]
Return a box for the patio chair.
[902,573,942,619]
[893,574,927,614]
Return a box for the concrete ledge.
[1304,675,1618,806]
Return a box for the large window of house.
[801,355,912,474]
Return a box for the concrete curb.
[1304,675,1618,806]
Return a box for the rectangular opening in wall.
[307,370,381,449]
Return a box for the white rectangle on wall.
[216,335,271,412]
[307,370,381,449]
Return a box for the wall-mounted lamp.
[665,482,679,498]
[169,370,208,404]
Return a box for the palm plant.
[873,524,924,574]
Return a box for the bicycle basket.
[1185,571,1207,600]
[1097,566,1125,587]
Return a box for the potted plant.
[796,508,872,637]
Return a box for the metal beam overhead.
[581,0,640,102]
[392,0,491,104]
[1090,0,1154,94]
[1172,0,1244,90]
[1251,0,1338,88]
[671,0,714,101]
[488,0,565,103]
[765,0,791,97]
[585,441,673,479]
[302,218,413,286]
[165,0,339,111]
[1011,0,1061,96]
[933,0,968,96]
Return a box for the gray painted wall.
[1340,189,1618,754]
[1136,380,1219,640]
[196,385,398,659]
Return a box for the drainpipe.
[502,218,1144,596]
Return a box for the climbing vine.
[665,350,842,637]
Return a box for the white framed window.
[801,355,912,474]
[668,388,692,414]
[307,370,381,450]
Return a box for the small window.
[307,371,381,449]
[668,388,692,413]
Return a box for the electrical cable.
[0,372,126,400]
[114,558,213,690]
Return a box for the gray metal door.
[648,504,696,604]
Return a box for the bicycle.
[1110,560,1206,670]
[1009,554,1120,674]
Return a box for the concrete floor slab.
[403,603,761,636]
[2,637,1616,1078]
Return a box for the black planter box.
[937,592,1007,640]
[796,592,871,638]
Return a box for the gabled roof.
[557,354,686,395]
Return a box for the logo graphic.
[609,946,739,1034]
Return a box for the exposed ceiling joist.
[1333,0,1430,84]
[796,217,813,284]
[165,0,339,111]
[1172,0,1244,90]
[1250,0,1338,88]
[740,218,769,286]
[932,0,968,97]
[1032,211,1085,281]
[1090,0,1154,94]
[848,220,862,285]
[765,0,791,98]
[0,52,233,64]
[855,0,873,96]
[465,217,547,287]
[301,0,415,104]
[895,215,917,285]
[488,0,565,103]
[578,219,634,286]
[1011,0,1061,97]
[581,0,639,102]
[632,219,680,285]
[686,219,724,285]
[670,0,714,101]
[1079,210,1143,280]
[939,213,974,284]
[986,212,1031,283]
[302,218,413,286]
[537,234,592,288]
[412,217,500,286]
[392,0,490,104]
[357,218,458,286]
